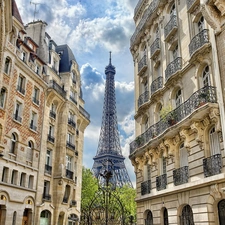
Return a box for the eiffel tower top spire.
[92,53,133,188]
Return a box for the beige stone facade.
[130,0,225,224]
[0,0,89,224]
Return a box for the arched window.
[4,57,11,74]
[170,4,176,17]
[218,199,225,224]
[198,16,205,32]
[209,127,220,155]
[71,71,76,84]
[144,117,149,131]
[0,88,6,108]
[180,205,194,225]
[202,65,210,87]
[40,210,51,225]
[12,211,17,225]
[172,45,179,60]
[27,140,34,162]
[175,89,182,107]
[10,133,17,154]
[180,143,188,167]
[163,208,169,225]
[145,211,153,225]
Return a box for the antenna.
[30,1,41,21]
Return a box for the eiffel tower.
[92,52,133,188]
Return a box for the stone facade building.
[129,0,225,224]
[0,0,90,224]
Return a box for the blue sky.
[17,0,137,186]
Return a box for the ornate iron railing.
[138,54,147,73]
[173,166,189,186]
[138,91,149,108]
[67,141,76,150]
[156,174,167,191]
[43,193,51,201]
[70,96,77,105]
[48,134,55,143]
[45,164,52,175]
[49,110,56,119]
[66,169,74,179]
[203,154,222,177]
[151,76,163,94]
[130,86,217,154]
[131,0,159,47]
[164,15,177,39]
[49,80,66,99]
[141,180,151,195]
[186,0,198,10]
[189,29,209,56]
[134,0,145,16]
[68,119,76,128]
[150,38,160,57]
[165,57,182,81]
[79,106,90,120]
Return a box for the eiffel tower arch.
[92,52,133,188]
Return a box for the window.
[0,88,6,108]
[146,211,153,225]
[43,181,50,200]
[66,155,73,171]
[17,75,25,94]
[70,90,77,104]
[36,64,40,75]
[202,65,211,87]
[175,89,182,107]
[2,167,9,182]
[172,45,178,60]
[48,124,55,142]
[22,51,26,62]
[28,175,34,189]
[144,118,148,131]
[63,185,71,203]
[20,173,26,187]
[198,16,205,32]
[33,87,39,105]
[49,103,56,119]
[180,143,188,167]
[218,199,225,225]
[67,133,74,144]
[11,170,18,185]
[170,4,176,17]
[155,27,159,39]
[14,102,22,122]
[45,150,52,174]
[163,208,169,225]
[160,157,167,175]
[209,127,220,155]
[180,205,194,225]
[10,133,17,154]
[4,57,11,74]
[30,111,37,131]
[12,211,17,225]
[144,164,151,181]
[71,71,76,84]
[27,141,33,162]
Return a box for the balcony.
[164,15,178,41]
[79,106,90,120]
[17,85,25,95]
[43,193,51,201]
[67,142,75,150]
[14,114,22,123]
[33,97,39,105]
[68,119,76,128]
[70,96,77,105]
[49,80,66,99]
[131,0,159,47]
[186,0,199,12]
[134,0,146,17]
[66,169,74,179]
[49,110,56,119]
[156,174,167,191]
[130,86,217,154]
[141,180,151,195]
[30,123,37,131]
[48,134,55,143]
[138,91,149,108]
[138,54,147,75]
[189,29,209,57]
[45,164,52,175]
[151,76,163,95]
[165,57,182,81]
[150,38,160,58]
[173,166,189,186]
[203,154,222,177]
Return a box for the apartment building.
[0,1,90,224]
[129,0,225,224]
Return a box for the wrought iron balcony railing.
[14,113,22,123]
[68,119,76,128]
[48,134,55,143]
[141,180,151,195]
[43,193,51,201]
[164,15,177,40]
[33,97,39,105]
[49,110,56,119]
[203,154,222,177]
[17,85,25,95]
[151,76,163,94]
[67,142,76,150]
[138,91,149,108]
[156,174,167,191]
[173,166,189,186]
[150,38,160,57]
[70,96,77,105]
[138,54,147,74]
[165,57,182,81]
[189,29,209,57]
[130,86,217,154]
[134,0,145,16]
[45,164,52,175]
[130,0,159,47]
[49,80,66,99]
[79,105,90,120]
[66,169,74,179]
[186,0,198,10]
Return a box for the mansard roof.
[12,0,23,25]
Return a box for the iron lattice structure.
[92,53,133,188]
